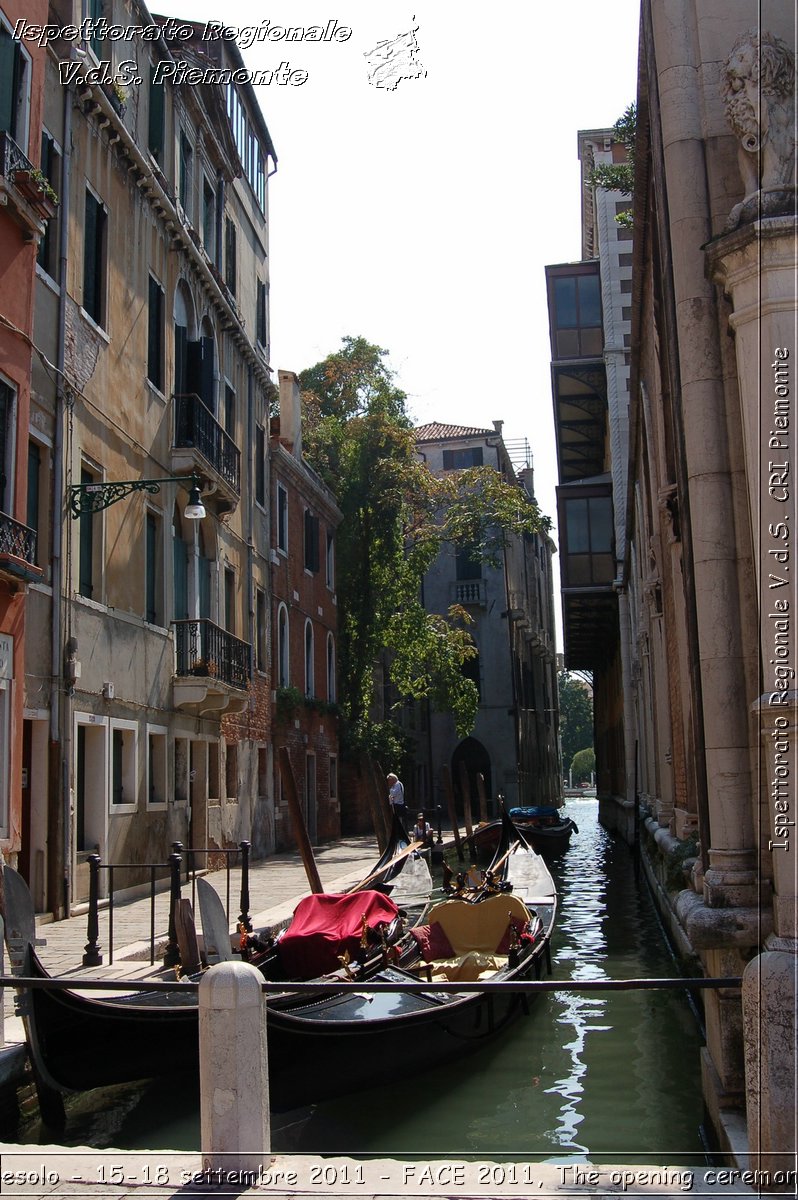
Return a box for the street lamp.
[68,474,206,520]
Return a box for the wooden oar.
[356,839,424,891]
[278,746,324,894]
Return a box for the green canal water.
[16,799,707,1162]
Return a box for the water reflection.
[15,800,706,1161]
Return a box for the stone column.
[651,1,758,909]
[199,960,270,1176]
[704,21,797,1174]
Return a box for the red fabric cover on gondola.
[277,890,400,979]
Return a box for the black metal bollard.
[172,840,186,882]
[436,805,443,845]
[82,853,103,966]
[238,840,252,931]
[163,851,183,967]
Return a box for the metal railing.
[81,841,252,968]
[0,130,33,180]
[172,617,251,689]
[2,974,744,997]
[0,511,37,566]
[173,393,240,494]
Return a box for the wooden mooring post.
[441,766,464,861]
[278,746,323,894]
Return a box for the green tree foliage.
[299,336,551,751]
[571,746,596,783]
[585,103,636,227]
[558,670,594,766]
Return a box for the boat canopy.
[277,890,400,979]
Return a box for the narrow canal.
[16,797,707,1162]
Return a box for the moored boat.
[469,805,578,859]
[4,811,555,1113]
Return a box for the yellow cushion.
[429,893,531,956]
[430,951,508,983]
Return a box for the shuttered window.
[148,65,165,162]
[304,509,319,573]
[147,275,164,390]
[225,218,236,294]
[83,189,106,326]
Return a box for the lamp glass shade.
[185,485,206,520]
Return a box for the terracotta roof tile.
[414,422,494,442]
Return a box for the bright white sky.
[153,0,641,644]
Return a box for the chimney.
[519,465,535,499]
[278,369,302,458]
[492,420,504,436]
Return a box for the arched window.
[326,632,336,702]
[304,619,315,698]
[277,603,289,687]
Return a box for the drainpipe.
[48,76,72,919]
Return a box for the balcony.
[0,132,57,237]
[450,579,487,607]
[171,394,241,513]
[0,512,41,585]
[172,618,251,714]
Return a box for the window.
[225,741,237,800]
[26,440,42,566]
[83,188,107,326]
[224,566,235,634]
[326,632,335,702]
[303,509,319,573]
[0,23,29,144]
[0,379,14,514]
[561,491,615,587]
[224,217,236,294]
[455,543,481,581]
[255,587,267,672]
[145,510,162,625]
[110,720,137,812]
[78,464,98,599]
[179,131,193,214]
[277,603,289,686]
[147,275,164,390]
[277,483,288,552]
[462,647,481,701]
[84,0,103,59]
[147,64,165,163]
[549,267,603,358]
[442,446,483,470]
[146,726,167,808]
[225,83,267,213]
[304,620,315,697]
[256,280,268,348]
[329,754,338,801]
[224,383,235,436]
[202,176,216,259]
[36,131,61,280]
[325,529,335,590]
[255,425,265,506]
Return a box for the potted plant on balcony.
[12,166,58,217]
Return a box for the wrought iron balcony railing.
[0,510,38,576]
[172,618,251,690]
[173,394,240,496]
[0,130,34,180]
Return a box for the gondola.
[2,813,428,1110]
[262,810,557,1109]
[468,805,578,859]
[4,811,555,1114]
